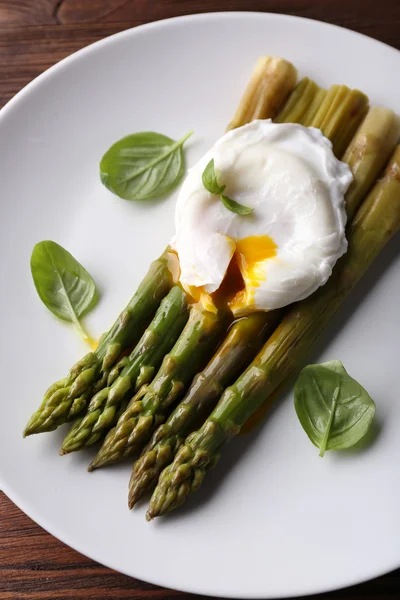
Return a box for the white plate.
[0,12,399,599]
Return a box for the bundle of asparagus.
[146,145,400,518]
[89,75,373,487]
[91,311,280,472]
[60,286,190,453]
[125,104,399,507]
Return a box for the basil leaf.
[100,130,193,201]
[202,159,225,195]
[30,241,98,345]
[220,194,254,215]
[201,158,254,215]
[294,360,376,456]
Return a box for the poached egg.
[172,120,352,314]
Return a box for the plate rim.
[0,11,399,598]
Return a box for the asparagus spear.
[147,146,400,519]
[59,286,189,454]
[127,310,282,505]
[300,88,327,126]
[342,106,400,218]
[227,56,297,131]
[274,78,318,124]
[89,307,228,470]
[312,85,369,157]
[24,248,176,436]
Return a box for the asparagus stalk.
[59,286,189,454]
[300,88,327,126]
[147,146,400,518]
[89,308,228,470]
[24,249,176,436]
[128,310,282,505]
[274,78,318,124]
[342,106,400,218]
[312,85,369,157]
[227,56,297,131]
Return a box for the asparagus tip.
[128,490,138,510]
[87,455,105,471]
[23,421,36,437]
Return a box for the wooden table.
[1,1,399,598]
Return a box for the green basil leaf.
[100,130,193,201]
[202,159,225,195]
[220,195,254,215]
[201,158,254,215]
[294,360,376,456]
[30,241,98,345]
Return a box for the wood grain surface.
[0,1,399,598]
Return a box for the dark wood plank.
[0,1,399,598]
[0,492,188,600]
[0,23,124,107]
[1,0,400,108]
[0,0,58,25]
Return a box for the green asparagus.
[89,307,229,470]
[24,248,177,436]
[60,286,189,454]
[227,56,297,131]
[342,106,400,218]
[128,310,282,506]
[275,78,318,124]
[147,146,400,519]
[312,85,369,157]
[300,88,327,126]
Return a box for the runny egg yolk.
[235,235,277,284]
[229,235,277,312]
[181,235,277,313]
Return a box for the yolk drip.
[235,235,277,283]
[175,235,277,314]
[230,235,277,312]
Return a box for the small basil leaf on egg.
[220,195,254,215]
[202,159,254,215]
[202,158,226,195]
